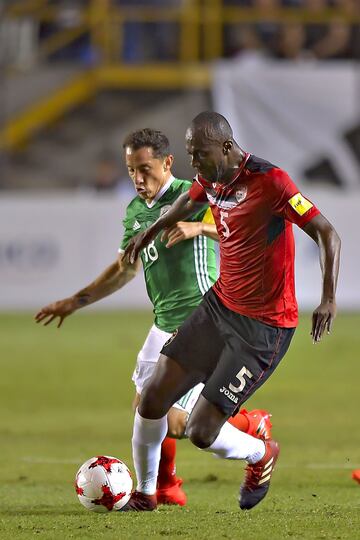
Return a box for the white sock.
[202,421,266,464]
[132,409,168,495]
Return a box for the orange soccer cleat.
[120,491,157,512]
[157,477,187,506]
[239,439,280,510]
[229,408,273,440]
[352,470,360,484]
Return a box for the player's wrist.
[73,294,90,309]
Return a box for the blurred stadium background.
[0,0,359,311]
[0,2,359,538]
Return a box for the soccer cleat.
[239,439,280,510]
[119,491,157,512]
[157,477,187,506]
[352,470,360,484]
[244,409,273,440]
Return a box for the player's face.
[125,146,173,201]
[185,128,229,184]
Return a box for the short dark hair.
[191,111,233,143]
[122,128,170,159]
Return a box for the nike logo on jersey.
[133,220,141,231]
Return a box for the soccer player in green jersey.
[35,128,272,506]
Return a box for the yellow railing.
[5,0,360,65]
[2,0,359,151]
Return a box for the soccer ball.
[75,455,133,512]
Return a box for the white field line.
[20,457,359,469]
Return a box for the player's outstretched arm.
[302,213,341,343]
[124,191,203,263]
[161,221,218,248]
[34,255,140,328]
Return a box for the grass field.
[0,311,359,540]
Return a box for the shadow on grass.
[0,508,84,516]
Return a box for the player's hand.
[34,298,77,328]
[123,228,157,264]
[311,300,337,343]
[161,222,202,248]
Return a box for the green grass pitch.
[0,311,359,540]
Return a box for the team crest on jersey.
[205,184,247,210]
[160,205,172,216]
[235,185,247,203]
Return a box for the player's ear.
[164,154,174,171]
[223,140,233,155]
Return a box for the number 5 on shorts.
[229,366,253,393]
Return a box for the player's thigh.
[202,322,295,417]
[132,324,172,394]
[161,292,224,377]
[132,392,141,411]
[167,382,205,438]
[139,355,204,419]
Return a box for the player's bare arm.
[302,213,341,343]
[34,255,140,328]
[124,191,204,263]
[162,221,218,248]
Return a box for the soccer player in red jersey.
[123,111,341,511]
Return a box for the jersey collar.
[216,153,251,190]
[197,153,251,190]
[145,175,175,208]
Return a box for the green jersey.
[120,177,217,332]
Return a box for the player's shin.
[132,409,168,495]
[200,421,266,464]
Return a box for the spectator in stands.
[302,0,352,59]
[117,0,181,63]
[224,0,281,59]
[275,23,307,59]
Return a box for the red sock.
[157,437,178,489]
[227,411,250,433]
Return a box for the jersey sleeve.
[118,208,136,253]
[188,179,208,203]
[269,168,320,227]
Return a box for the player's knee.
[186,422,216,449]
[138,384,169,418]
[167,409,187,439]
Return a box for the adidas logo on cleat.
[257,457,274,485]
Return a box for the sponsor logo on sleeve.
[288,193,313,216]
[133,220,141,231]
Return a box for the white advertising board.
[0,191,358,311]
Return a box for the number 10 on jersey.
[143,241,159,263]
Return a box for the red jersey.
[189,154,320,328]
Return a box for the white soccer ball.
[75,455,133,512]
